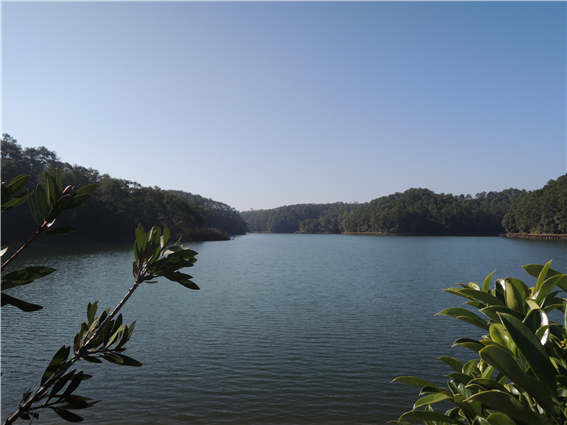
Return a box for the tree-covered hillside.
[240,203,364,234]
[502,175,567,234]
[1,134,246,242]
[343,187,525,235]
[241,186,533,236]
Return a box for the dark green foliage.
[1,134,245,242]
[343,188,525,235]
[240,202,363,234]
[392,261,567,424]
[502,175,567,234]
[240,188,529,236]
[167,190,247,235]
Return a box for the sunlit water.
[2,234,566,424]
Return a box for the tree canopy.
[1,134,247,243]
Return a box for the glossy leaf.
[436,308,488,330]
[414,393,453,408]
[535,274,565,305]
[504,280,524,314]
[466,391,548,424]
[499,313,557,395]
[489,324,516,354]
[479,306,524,323]
[457,289,505,307]
[485,413,517,425]
[437,356,463,373]
[479,345,555,412]
[535,260,553,292]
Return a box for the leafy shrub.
[393,261,567,425]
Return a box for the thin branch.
[1,221,49,272]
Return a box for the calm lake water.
[2,234,566,424]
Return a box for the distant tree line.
[241,177,567,236]
[1,134,247,243]
[240,203,362,234]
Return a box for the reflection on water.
[2,235,566,424]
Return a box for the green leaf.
[45,226,76,236]
[44,172,58,204]
[457,289,505,307]
[35,184,50,219]
[3,174,30,197]
[453,338,484,352]
[485,413,517,425]
[489,324,516,354]
[74,184,98,196]
[466,391,548,424]
[436,308,488,330]
[47,194,71,222]
[479,345,555,412]
[1,293,43,311]
[535,260,552,292]
[535,274,565,305]
[1,192,30,212]
[102,352,124,365]
[62,371,84,398]
[468,378,507,392]
[414,392,453,408]
[113,353,142,367]
[176,279,200,290]
[87,302,98,325]
[479,306,524,323]
[445,373,472,385]
[2,267,56,290]
[65,193,91,210]
[498,313,557,395]
[399,410,464,424]
[41,346,70,385]
[52,407,83,422]
[437,356,463,373]
[504,280,524,314]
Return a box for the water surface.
[2,234,566,424]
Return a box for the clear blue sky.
[2,2,565,211]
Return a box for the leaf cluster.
[1,170,97,311]
[133,223,199,290]
[392,261,567,425]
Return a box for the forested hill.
[343,187,525,235]
[240,203,364,234]
[240,186,538,236]
[502,175,567,234]
[1,134,247,242]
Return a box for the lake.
[2,234,566,424]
